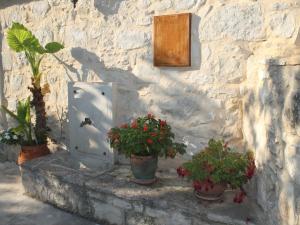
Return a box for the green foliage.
[1,98,35,146]
[182,139,255,189]
[6,22,64,82]
[6,22,64,145]
[108,114,186,158]
[0,129,21,145]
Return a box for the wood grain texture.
[153,13,191,67]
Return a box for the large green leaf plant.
[4,22,64,145]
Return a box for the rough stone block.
[126,212,156,225]
[269,13,295,38]
[201,3,264,41]
[92,200,125,225]
[116,30,149,50]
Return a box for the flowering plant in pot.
[2,22,64,164]
[108,114,186,185]
[177,139,255,202]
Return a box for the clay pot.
[130,154,158,185]
[18,144,50,165]
[194,182,227,201]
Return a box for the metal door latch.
[80,117,92,127]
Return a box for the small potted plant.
[177,139,255,202]
[0,98,48,164]
[2,22,64,164]
[108,114,186,185]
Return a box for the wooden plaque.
[154,13,191,67]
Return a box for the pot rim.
[21,143,47,148]
[131,154,157,159]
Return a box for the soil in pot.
[194,182,227,201]
[130,154,158,185]
[18,144,50,165]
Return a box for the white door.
[68,82,116,169]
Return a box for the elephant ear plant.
[6,22,64,144]
[1,22,64,164]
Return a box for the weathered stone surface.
[92,200,125,225]
[21,152,266,225]
[173,0,197,10]
[126,212,155,225]
[150,0,172,12]
[32,1,50,18]
[269,13,295,38]
[201,3,264,41]
[116,30,149,50]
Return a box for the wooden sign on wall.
[153,13,191,67]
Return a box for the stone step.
[21,151,266,225]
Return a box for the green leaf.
[1,105,19,121]
[45,42,64,53]
[6,22,44,53]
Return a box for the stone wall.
[243,55,300,225]
[1,1,300,224]
[0,0,257,155]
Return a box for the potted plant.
[177,139,255,202]
[1,22,64,164]
[108,114,186,185]
[0,98,47,164]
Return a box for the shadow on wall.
[0,24,8,130]
[0,0,35,9]
[55,47,149,126]
[55,45,224,156]
[244,60,300,225]
[94,0,124,17]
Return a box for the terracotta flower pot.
[18,144,50,165]
[194,182,227,201]
[130,154,158,185]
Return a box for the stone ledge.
[21,151,266,225]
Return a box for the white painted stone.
[32,1,50,18]
[2,52,13,71]
[272,2,290,10]
[137,0,151,9]
[116,30,149,50]
[35,28,54,46]
[10,75,23,92]
[136,16,152,26]
[201,3,264,41]
[150,0,172,12]
[173,0,196,10]
[65,26,88,47]
[270,13,295,38]
[132,60,160,83]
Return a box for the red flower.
[150,132,157,137]
[131,120,138,129]
[146,138,153,144]
[223,142,229,149]
[159,120,167,127]
[245,162,255,179]
[193,180,202,191]
[120,123,128,128]
[176,167,189,177]
[143,124,148,132]
[147,113,154,119]
[233,191,246,203]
